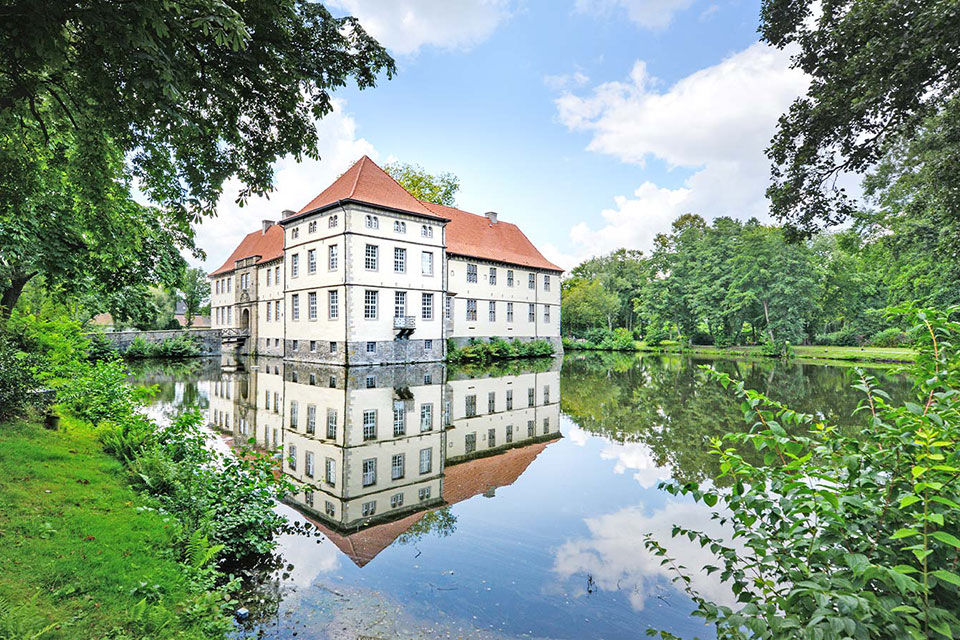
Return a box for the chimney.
[485,211,498,224]
[261,219,275,234]
[281,209,296,219]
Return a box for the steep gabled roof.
[290,155,445,222]
[420,201,563,272]
[208,225,284,276]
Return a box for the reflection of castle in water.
[208,357,562,566]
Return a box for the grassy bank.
[0,414,231,639]
[633,342,915,363]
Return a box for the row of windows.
[364,214,435,239]
[214,306,233,325]
[285,402,436,438]
[214,277,232,295]
[463,300,553,323]
[290,244,339,278]
[287,447,435,485]
[290,215,339,241]
[302,483,433,520]
[462,419,551,454]
[465,265,551,291]
[464,386,552,417]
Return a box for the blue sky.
[196,0,808,272]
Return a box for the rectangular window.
[394,291,406,318]
[308,220,317,233]
[266,270,271,286]
[291,227,299,239]
[393,407,406,437]
[419,447,432,474]
[290,401,299,429]
[467,263,477,283]
[328,214,337,228]
[363,410,377,440]
[227,307,232,324]
[366,341,377,354]
[291,254,300,278]
[291,294,300,321]
[273,393,279,412]
[394,220,406,233]
[507,270,514,287]
[274,265,280,284]
[465,433,476,454]
[420,403,433,432]
[364,290,378,319]
[328,244,338,270]
[330,341,337,354]
[306,405,316,434]
[529,273,535,289]
[528,420,535,437]
[528,387,535,407]
[325,458,336,486]
[489,267,497,285]
[425,339,433,351]
[421,293,433,320]
[544,386,550,404]
[362,458,377,486]
[488,391,496,413]
[506,424,513,443]
[394,247,406,273]
[391,453,405,480]
[266,301,272,322]
[328,290,339,319]
[544,275,551,291]
[507,302,514,323]
[544,305,551,323]
[227,278,232,292]
[445,296,452,320]
[391,492,404,508]
[421,225,433,238]
[528,303,535,322]
[325,500,335,516]
[362,500,376,517]
[421,251,434,276]
[305,451,315,478]
[287,444,297,470]
[466,299,477,321]
[465,394,477,418]
[419,486,432,501]
[543,417,550,434]
[506,389,513,410]
[308,292,317,321]
[365,244,378,270]
[488,301,496,322]
[488,427,496,448]
[326,409,337,439]
[365,215,378,229]
[305,491,313,507]
[307,249,316,274]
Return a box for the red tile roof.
[208,224,284,276]
[420,201,563,272]
[292,155,445,221]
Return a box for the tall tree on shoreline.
[384,162,460,206]
[0,0,395,316]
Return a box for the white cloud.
[552,501,739,612]
[543,71,591,91]
[194,100,376,273]
[554,42,808,262]
[575,0,696,30]
[327,0,514,55]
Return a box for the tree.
[0,0,395,315]
[179,268,210,328]
[569,249,648,331]
[561,279,620,334]
[761,0,960,236]
[384,162,460,206]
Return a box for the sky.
[193,0,810,274]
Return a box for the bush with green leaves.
[813,327,863,346]
[6,311,90,385]
[124,334,202,359]
[58,358,155,425]
[646,305,960,640]
[447,338,554,364]
[0,336,38,421]
[871,327,910,348]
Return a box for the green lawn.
[633,342,915,364]
[0,415,229,639]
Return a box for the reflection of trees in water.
[561,354,913,484]
[396,507,458,545]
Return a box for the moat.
[133,353,913,640]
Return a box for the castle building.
[209,156,562,364]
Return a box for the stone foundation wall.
[96,329,222,356]
[448,335,563,354]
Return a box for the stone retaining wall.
[95,329,222,356]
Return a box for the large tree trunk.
[0,272,34,319]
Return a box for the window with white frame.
[328,290,339,319]
[488,301,496,322]
[266,269,271,286]
[292,227,300,239]
[421,224,433,238]
[506,424,514,443]
[489,267,497,285]
[308,220,317,233]
[419,447,432,474]
[465,394,477,417]
[419,486,432,501]
[391,492,404,508]
[362,458,376,486]
[266,301,272,322]
[391,453,405,480]
[393,407,406,437]
[466,299,477,321]
[275,265,280,283]
[290,401,299,428]
[305,451,315,477]
[291,294,300,321]
[325,500,335,516]
[328,244,338,270]
[362,410,377,440]
[394,220,406,233]
[394,247,406,273]
[527,420,535,437]
[488,427,496,448]
[308,292,317,321]
[366,342,376,354]
[326,409,337,439]
[544,305,551,323]
[227,307,232,324]
[543,417,550,434]
[422,293,433,320]
[445,296,452,319]
[465,432,476,453]
[507,269,514,287]
[364,290,378,319]
[306,404,316,434]
[362,500,376,516]
[528,303,535,322]
[328,214,337,228]
[425,339,433,351]
[287,444,297,469]
[528,387,535,407]
[421,251,434,276]
[325,457,336,485]
[420,403,433,431]
[544,385,550,404]
[467,263,477,283]
[394,291,406,318]
[365,215,378,229]
[528,273,535,289]
[227,278,232,292]
[307,249,316,274]
[506,389,513,410]
[544,274,551,291]
[507,302,514,322]
[365,244,378,270]
[291,254,299,278]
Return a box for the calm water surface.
[134,353,912,640]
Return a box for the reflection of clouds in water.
[552,501,737,611]
[273,504,342,587]
[600,442,671,488]
[563,416,591,447]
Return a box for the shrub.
[646,305,960,640]
[0,336,38,421]
[690,330,715,346]
[870,326,910,348]
[813,326,862,346]
[58,358,156,425]
[447,338,554,363]
[584,327,613,345]
[6,312,89,384]
[88,332,119,361]
[644,328,669,347]
[125,335,152,358]
[124,334,202,359]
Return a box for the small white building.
[209,156,562,364]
